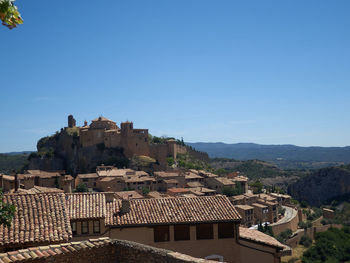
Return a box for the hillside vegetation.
[0,153,29,174]
[210,158,307,180]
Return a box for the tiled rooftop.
[239,227,286,249]
[66,193,107,220]
[76,173,98,179]
[154,171,181,178]
[115,191,143,200]
[105,195,241,226]
[0,193,71,248]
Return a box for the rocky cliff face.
[28,129,127,175]
[288,166,350,206]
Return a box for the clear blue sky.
[1,0,350,152]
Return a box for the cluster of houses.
[0,167,291,229]
[231,192,291,227]
[0,167,293,262]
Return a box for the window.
[218,223,234,238]
[71,222,77,235]
[196,224,213,240]
[154,225,170,242]
[174,224,190,241]
[81,221,89,234]
[83,178,88,182]
[93,220,100,233]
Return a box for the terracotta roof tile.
[106,195,241,226]
[239,227,285,249]
[0,193,71,249]
[65,193,106,220]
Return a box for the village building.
[235,205,254,227]
[251,203,269,224]
[75,173,98,189]
[205,177,236,194]
[65,192,287,263]
[269,193,291,206]
[2,192,288,262]
[0,172,73,194]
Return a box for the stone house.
[235,205,254,227]
[66,193,287,263]
[205,177,236,194]
[2,192,288,262]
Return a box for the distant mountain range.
[186,142,350,168]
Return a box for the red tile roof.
[65,193,107,220]
[106,195,241,226]
[0,193,71,249]
[239,227,286,249]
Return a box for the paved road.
[270,206,297,226]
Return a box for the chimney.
[63,177,72,193]
[121,198,130,214]
[14,173,19,192]
[105,191,114,202]
[24,175,35,190]
[84,120,88,126]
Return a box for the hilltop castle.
[68,115,208,169]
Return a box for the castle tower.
[68,115,76,128]
[121,121,133,135]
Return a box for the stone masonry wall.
[0,238,217,263]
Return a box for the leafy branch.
[0,0,23,29]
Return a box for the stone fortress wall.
[70,115,208,168]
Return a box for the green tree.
[0,0,23,29]
[74,183,89,193]
[0,189,15,227]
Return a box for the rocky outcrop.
[28,129,127,175]
[288,166,350,206]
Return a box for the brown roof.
[26,170,62,178]
[154,171,181,178]
[77,173,98,179]
[235,205,254,210]
[10,186,64,194]
[0,193,71,248]
[214,177,235,185]
[92,116,115,122]
[106,195,241,226]
[251,203,268,209]
[147,191,168,199]
[239,227,285,249]
[162,179,179,184]
[167,188,190,194]
[66,193,107,220]
[115,191,143,200]
[185,173,203,180]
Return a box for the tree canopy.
[0,0,23,29]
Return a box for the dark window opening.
[71,222,77,235]
[81,221,89,234]
[93,220,100,233]
[174,224,190,241]
[154,225,170,242]
[196,223,213,240]
[218,223,234,239]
